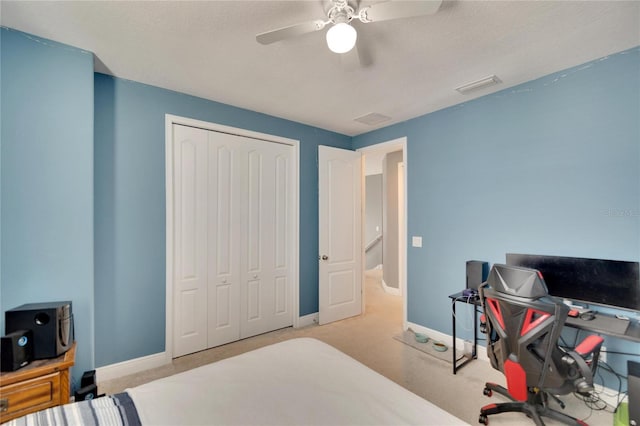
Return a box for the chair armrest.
[562,335,603,395]
[562,350,596,394]
[574,335,604,357]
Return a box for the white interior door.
[173,125,209,356]
[240,138,293,338]
[318,145,363,325]
[207,131,242,348]
[397,162,405,297]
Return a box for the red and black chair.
[478,264,603,426]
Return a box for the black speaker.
[81,369,96,388]
[1,329,33,372]
[74,369,101,401]
[75,384,98,401]
[5,301,73,359]
[629,360,640,426]
[466,261,489,290]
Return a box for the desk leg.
[473,306,478,359]
[452,301,457,374]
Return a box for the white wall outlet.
[412,236,422,247]
[600,346,607,364]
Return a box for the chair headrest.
[487,264,549,299]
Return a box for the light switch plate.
[412,236,422,247]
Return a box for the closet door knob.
[321,255,329,261]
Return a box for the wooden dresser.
[0,342,76,423]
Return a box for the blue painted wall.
[1,26,351,372]
[93,74,351,366]
[0,28,95,383]
[2,23,638,393]
[354,47,640,388]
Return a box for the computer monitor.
[506,254,640,312]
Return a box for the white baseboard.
[296,312,318,328]
[97,314,319,383]
[96,351,170,383]
[381,278,401,296]
[406,322,621,408]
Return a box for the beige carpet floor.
[100,270,614,425]
[393,329,461,363]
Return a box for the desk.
[449,291,482,374]
[448,292,640,374]
[565,313,640,343]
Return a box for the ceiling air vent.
[354,112,391,126]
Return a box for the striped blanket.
[6,393,140,426]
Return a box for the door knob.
[321,255,329,261]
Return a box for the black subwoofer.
[5,301,73,359]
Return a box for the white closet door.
[240,139,293,338]
[173,125,209,357]
[207,132,242,347]
[172,124,294,356]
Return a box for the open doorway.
[358,138,407,330]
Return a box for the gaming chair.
[478,264,604,426]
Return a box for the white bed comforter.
[127,338,468,425]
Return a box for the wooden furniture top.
[0,342,76,387]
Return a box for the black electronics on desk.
[465,261,489,297]
[5,301,74,360]
[466,260,489,290]
[506,253,640,312]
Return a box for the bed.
[7,338,468,425]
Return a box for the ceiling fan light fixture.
[326,22,357,54]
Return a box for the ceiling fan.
[256,0,443,54]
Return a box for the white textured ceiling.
[1,1,639,136]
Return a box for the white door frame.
[357,137,408,330]
[165,114,300,361]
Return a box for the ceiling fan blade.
[256,20,326,45]
[340,47,362,70]
[360,0,443,23]
[340,37,372,70]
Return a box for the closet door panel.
[246,150,262,273]
[275,155,289,270]
[173,125,208,357]
[241,141,292,338]
[241,147,267,336]
[207,133,242,347]
[273,154,290,317]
